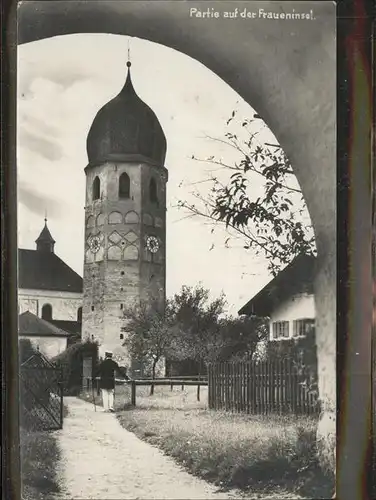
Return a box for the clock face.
[146,235,160,254]
[89,236,101,253]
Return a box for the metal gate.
[20,350,63,431]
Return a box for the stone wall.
[82,161,167,367]
[18,288,83,321]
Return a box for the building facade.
[82,61,168,364]
[18,220,83,340]
[19,311,70,359]
[238,254,316,342]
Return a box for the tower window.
[119,172,130,199]
[149,178,158,204]
[41,304,52,321]
[91,306,95,312]
[93,176,100,201]
[77,307,83,323]
[121,271,125,275]
[120,304,123,310]
[120,333,124,340]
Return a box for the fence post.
[131,381,136,406]
[197,383,200,402]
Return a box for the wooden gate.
[20,350,63,431]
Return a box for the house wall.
[269,293,315,341]
[20,335,68,359]
[18,288,83,321]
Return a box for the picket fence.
[208,357,320,416]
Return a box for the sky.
[17,33,304,315]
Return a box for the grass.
[20,404,67,500]
[83,384,334,499]
[20,429,61,500]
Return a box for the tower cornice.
[84,156,169,182]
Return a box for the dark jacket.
[96,358,129,390]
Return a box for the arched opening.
[92,176,100,200]
[41,303,52,321]
[77,307,82,323]
[149,178,158,204]
[119,172,130,199]
[17,22,338,477]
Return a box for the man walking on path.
[95,351,129,412]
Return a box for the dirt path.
[54,397,242,500]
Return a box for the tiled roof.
[49,320,82,335]
[18,249,83,293]
[18,311,71,337]
[238,254,316,317]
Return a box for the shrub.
[52,339,98,395]
[19,338,38,364]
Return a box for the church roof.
[49,320,82,335]
[238,254,316,317]
[19,311,71,337]
[18,248,83,293]
[86,62,167,168]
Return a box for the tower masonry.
[82,61,168,366]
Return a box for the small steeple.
[35,217,56,253]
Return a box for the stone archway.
[18,0,336,474]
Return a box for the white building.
[238,254,316,341]
[19,311,71,359]
[18,219,83,346]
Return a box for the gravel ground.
[53,397,244,500]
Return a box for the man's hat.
[105,350,113,357]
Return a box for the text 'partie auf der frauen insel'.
[189,7,316,20]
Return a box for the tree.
[121,300,176,393]
[167,284,227,372]
[167,285,268,372]
[177,112,316,276]
[121,285,268,383]
[217,315,268,362]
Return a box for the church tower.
[82,61,168,365]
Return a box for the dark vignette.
[371,4,376,498]
[2,1,374,499]
[337,1,373,498]
[338,0,373,498]
[2,0,20,498]
[373,16,376,500]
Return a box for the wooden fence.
[88,377,208,406]
[208,358,319,416]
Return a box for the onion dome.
[86,62,166,167]
[36,218,55,253]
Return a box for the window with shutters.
[293,318,315,337]
[272,321,289,339]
